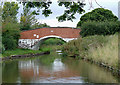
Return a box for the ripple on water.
[31,76,85,83]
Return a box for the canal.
[2,50,120,83]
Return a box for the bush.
[2,21,20,50]
[2,34,17,50]
[80,21,120,37]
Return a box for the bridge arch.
[39,35,67,42]
[31,35,75,50]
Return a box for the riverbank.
[2,51,50,61]
[1,47,51,61]
[1,45,62,61]
[62,33,119,76]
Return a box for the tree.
[77,8,118,27]
[2,18,20,50]
[57,1,85,22]
[2,2,19,22]
[20,5,50,30]
[2,2,20,50]
[31,23,50,29]
[20,6,35,30]
[19,1,85,22]
[2,34,17,50]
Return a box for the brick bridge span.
[19,27,80,50]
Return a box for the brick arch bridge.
[19,27,81,50]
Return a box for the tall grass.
[87,34,118,67]
[62,33,118,68]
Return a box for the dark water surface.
[2,51,120,83]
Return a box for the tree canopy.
[57,1,85,22]
[2,2,20,50]
[20,1,85,22]
[2,2,19,22]
[77,8,118,27]
[20,4,50,30]
[20,5,37,30]
[2,17,20,50]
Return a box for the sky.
[1,0,120,27]
[36,0,120,27]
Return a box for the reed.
[62,33,118,68]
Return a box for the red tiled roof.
[20,28,81,39]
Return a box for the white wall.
[18,35,77,50]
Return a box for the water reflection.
[18,58,85,83]
[62,57,119,83]
[56,50,63,55]
[2,51,120,83]
[52,59,65,72]
[31,77,85,83]
[2,61,19,83]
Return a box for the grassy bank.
[62,33,118,69]
[2,47,50,57]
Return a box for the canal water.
[2,51,120,83]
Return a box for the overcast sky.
[36,0,119,27]
[2,0,119,27]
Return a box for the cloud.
[38,19,78,27]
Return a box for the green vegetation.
[2,47,51,57]
[62,8,119,70]
[62,33,118,68]
[77,8,118,27]
[57,2,85,22]
[20,5,50,30]
[2,38,64,57]
[1,1,85,53]
[2,2,20,51]
[80,21,120,37]
[2,19,20,50]
[39,38,65,52]
[38,51,60,66]
[2,48,42,57]
[41,38,65,45]
[40,45,62,52]
[20,2,85,22]
[2,2,19,22]
[1,2,50,52]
